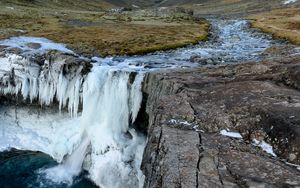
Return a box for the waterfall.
[0,54,146,188]
[39,66,145,187]
[81,67,145,187]
[41,136,90,184]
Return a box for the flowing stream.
[0,19,284,188]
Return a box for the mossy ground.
[0,3,209,57]
[249,7,300,45]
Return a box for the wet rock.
[6,47,23,54]
[0,45,8,51]
[26,42,41,49]
[189,55,216,65]
[190,55,206,64]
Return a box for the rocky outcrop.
[141,46,300,187]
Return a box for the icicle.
[130,73,144,123]
[0,53,146,188]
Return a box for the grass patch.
[249,7,300,45]
[0,4,209,56]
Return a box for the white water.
[41,136,90,184]
[0,36,74,54]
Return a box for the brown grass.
[249,8,300,45]
[0,5,209,56]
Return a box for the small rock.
[0,45,9,51]
[289,153,297,162]
[190,55,208,65]
[207,59,213,64]
[7,47,23,54]
[26,43,41,49]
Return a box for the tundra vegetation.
[0,1,209,56]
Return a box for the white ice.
[253,139,277,157]
[286,162,300,172]
[0,36,74,54]
[0,106,83,162]
[0,54,85,116]
[220,129,243,139]
[0,60,146,187]
[283,0,298,4]
[40,136,90,184]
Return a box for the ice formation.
[0,53,146,187]
[283,0,298,4]
[0,54,86,116]
[220,129,243,139]
[253,139,277,157]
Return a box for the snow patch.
[253,139,277,157]
[169,119,192,126]
[220,129,242,139]
[283,0,298,4]
[285,162,300,172]
[6,6,14,10]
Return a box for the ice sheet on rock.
[0,36,74,54]
[253,139,277,157]
[283,0,298,4]
[220,129,243,139]
[286,162,300,172]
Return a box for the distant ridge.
[0,0,127,10]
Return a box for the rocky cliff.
[141,45,300,187]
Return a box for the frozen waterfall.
[0,54,146,188]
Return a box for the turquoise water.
[0,149,97,188]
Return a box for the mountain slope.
[0,0,126,10]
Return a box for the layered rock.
[141,45,300,187]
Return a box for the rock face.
[141,46,300,187]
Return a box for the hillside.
[0,0,299,56]
[0,1,209,57]
[2,0,299,11]
[0,0,125,10]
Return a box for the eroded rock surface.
[141,45,300,187]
